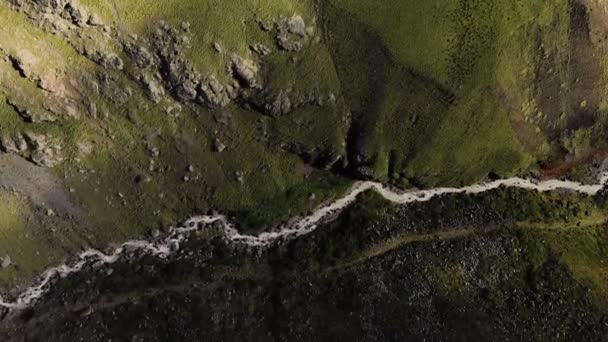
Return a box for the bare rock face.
[124,43,154,69]
[230,54,259,89]
[286,15,306,37]
[23,132,64,167]
[1,255,11,269]
[250,43,272,57]
[139,73,165,103]
[6,98,57,123]
[0,132,63,167]
[274,15,312,52]
[150,23,202,103]
[267,90,292,117]
[85,50,124,70]
[197,75,232,108]
[9,50,39,80]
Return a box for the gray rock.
[9,50,38,79]
[256,17,273,31]
[181,21,191,32]
[214,138,226,153]
[176,78,199,101]
[88,102,97,118]
[250,43,271,56]
[267,90,292,117]
[231,55,259,88]
[286,15,306,37]
[274,15,310,52]
[140,74,165,103]
[87,49,124,70]
[63,1,88,27]
[23,132,64,167]
[277,34,303,51]
[1,256,11,269]
[0,135,19,154]
[197,75,230,108]
[125,44,154,68]
[7,99,56,123]
[87,13,103,26]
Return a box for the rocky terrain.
[2,185,608,340]
[0,0,608,340]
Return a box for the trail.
[1,175,607,310]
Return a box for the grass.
[513,224,608,310]
[322,0,586,185]
[0,191,67,288]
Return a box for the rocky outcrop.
[250,43,271,57]
[0,132,63,167]
[10,0,108,30]
[230,54,259,88]
[123,43,154,69]
[139,73,165,104]
[6,98,57,123]
[197,75,233,108]
[274,15,313,52]
[250,88,336,118]
[120,21,263,109]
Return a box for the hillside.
[1,0,608,340]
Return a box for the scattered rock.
[148,145,160,158]
[3,132,65,167]
[214,138,226,153]
[213,42,223,54]
[0,135,19,154]
[256,17,273,31]
[250,43,271,56]
[235,171,245,184]
[1,256,11,269]
[181,21,191,33]
[77,141,94,156]
[88,102,97,118]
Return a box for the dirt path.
[328,214,608,274]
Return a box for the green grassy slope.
[324,0,608,186]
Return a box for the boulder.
[197,75,231,108]
[140,73,165,103]
[231,55,259,88]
